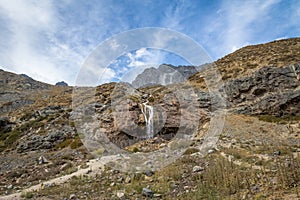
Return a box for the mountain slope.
[189,37,300,88]
[0,38,299,199]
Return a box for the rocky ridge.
[132,64,198,88]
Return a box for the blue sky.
[0,0,299,85]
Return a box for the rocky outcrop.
[17,128,69,152]
[225,63,300,116]
[0,117,13,134]
[0,99,35,115]
[237,89,300,117]
[55,81,68,86]
[132,64,198,88]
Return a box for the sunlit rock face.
[132,64,197,88]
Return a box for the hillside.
[189,38,300,89]
[0,38,299,199]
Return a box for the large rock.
[142,188,154,197]
[0,99,35,114]
[237,90,300,117]
[17,128,69,152]
[0,117,13,133]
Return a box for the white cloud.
[127,48,166,67]
[104,48,167,84]
[161,1,193,32]
[223,0,280,53]
[0,0,94,85]
[0,0,59,82]
[0,0,66,83]
[0,0,55,29]
[202,0,281,59]
[98,68,116,84]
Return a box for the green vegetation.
[21,191,34,199]
[0,129,21,151]
[70,137,83,149]
[55,139,73,149]
[55,135,83,150]
[131,146,140,153]
[180,155,300,199]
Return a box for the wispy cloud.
[127,48,166,67]
[0,0,60,82]
[202,0,282,59]
[0,0,129,85]
[161,1,193,32]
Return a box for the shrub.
[21,191,34,199]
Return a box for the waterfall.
[140,101,154,139]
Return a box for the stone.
[144,175,153,182]
[125,176,131,183]
[183,186,190,190]
[0,117,9,127]
[69,194,77,199]
[116,191,125,199]
[0,117,12,133]
[142,188,154,197]
[17,126,71,152]
[38,155,49,165]
[192,166,204,173]
[7,184,13,190]
[208,149,214,154]
[117,177,123,182]
[144,170,154,177]
[154,193,163,198]
[273,150,281,156]
[251,185,261,193]
[110,182,116,187]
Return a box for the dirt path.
[0,156,118,200]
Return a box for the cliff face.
[225,63,300,116]
[0,38,299,198]
[132,64,198,88]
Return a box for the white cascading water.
[140,101,154,139]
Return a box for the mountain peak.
[55,81,68,86]
[132,64,198,88]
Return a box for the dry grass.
[30,152,300,199]
[189,37,300,89]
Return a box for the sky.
[0,0,299,85]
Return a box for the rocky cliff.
[132,64,198,88]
